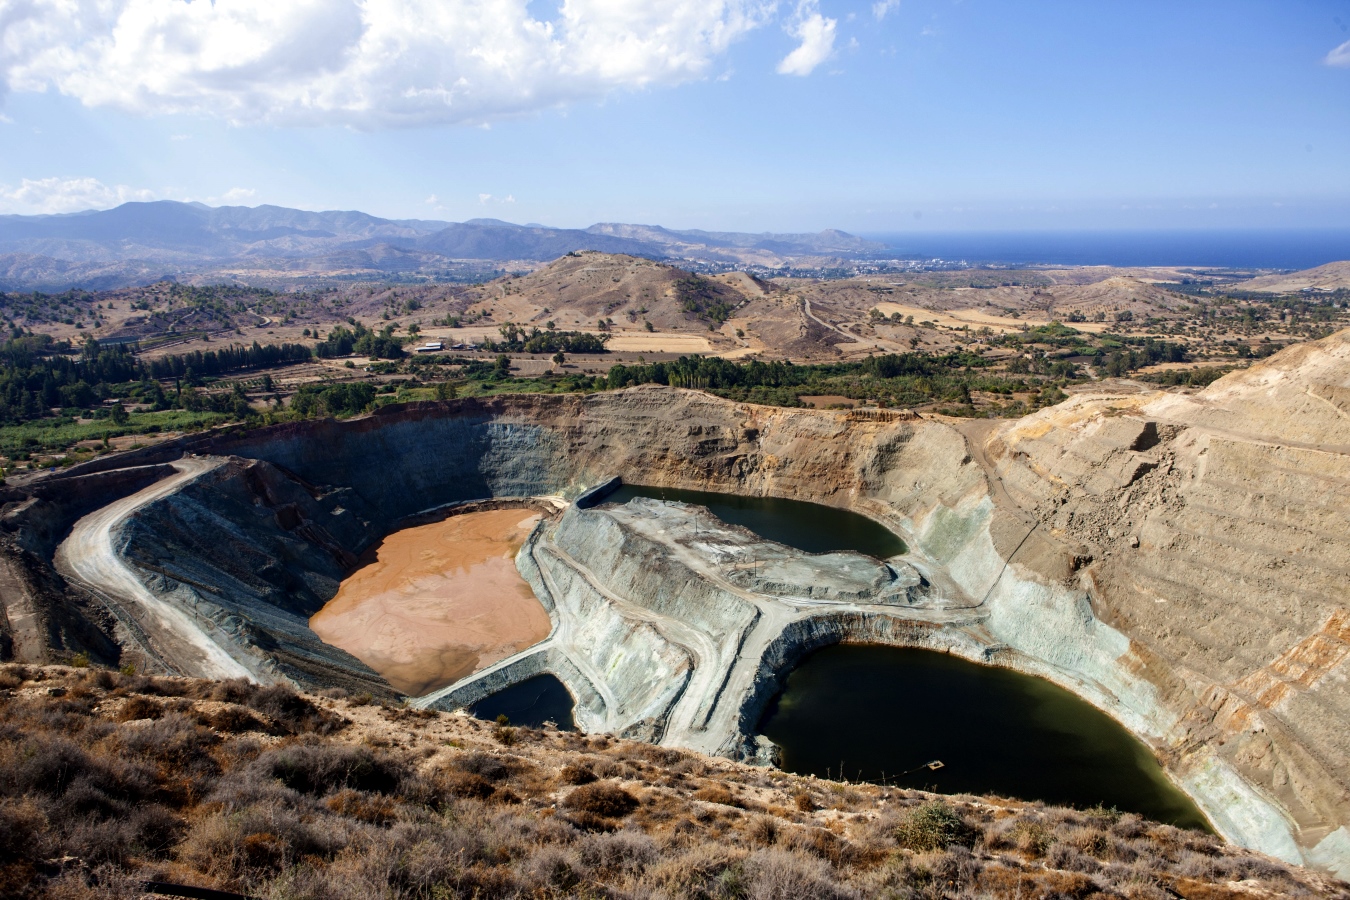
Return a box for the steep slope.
[983,329,1350,874]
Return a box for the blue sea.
[860,229,1350,271]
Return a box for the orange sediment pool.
[310,509,549,696]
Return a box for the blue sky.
[1,0,1347,232]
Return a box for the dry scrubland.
[3,665,1346,900]
[6,255,1346,386]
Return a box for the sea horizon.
[860,227,1350,271]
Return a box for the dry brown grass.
[0,664,1345,900]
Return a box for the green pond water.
[468,486,1206,829]
[605,484,908,558]
[470,674,576,730]
[759,644,1210,830]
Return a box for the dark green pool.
[605,484,907,558]
[759,644,1209,830]
[470,674,576,730]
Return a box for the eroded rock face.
[15,329,1350,875]
[984,329,1350,874]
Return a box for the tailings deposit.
[760,644,1210,830]
[310,508,549,696]
[606,484,908,557]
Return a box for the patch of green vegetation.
[675,275,735,324]
[479,323,608,354]
[315,322,405,359]
[598,353,1066,416]
[0,409,231,456]
[893,800,979,851]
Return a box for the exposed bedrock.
[10,329,1348,874]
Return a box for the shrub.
[646,844,748,899]
[117,713,221,772]
[116,696,162,721]
[325,789,398,825]
[560,764,597,785]
[450,751,511,781]
[522,845,583,892]
[743,848,858,900]
[783,826,846,865]
[987,818,1053,857]
[564,782,638,818]
[693,784,738,807]
[245,684,345,734]
[208,679,256,705]
[4,734,153,807]
[576,829,657,876]
[202,705,267,734]
[179,803,345,879]
[0,797,46,867]
[893,801,977,852]
[747,815,779,847]
[254,743,406,797]
[434,769,498,801]
[1066,825,1115,859]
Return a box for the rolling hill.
[1239,260,1350,293]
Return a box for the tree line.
[0,333,313,426]
[480,324,609,355]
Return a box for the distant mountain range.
[0,202,886,291]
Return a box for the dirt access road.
[54,457,255,680]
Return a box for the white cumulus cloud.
[1326,40,1350,68]
[0,177,157,214]
[0,0,774,128]
[777,1,836,76]
[218,187,258,204]
[871,0,898,22]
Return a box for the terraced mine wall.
[2,330,1347,875]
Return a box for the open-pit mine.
[1,329,1347,879]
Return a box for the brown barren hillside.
[450,252,847,360]
[2,664,1346,900]
[1240,261,1350,294]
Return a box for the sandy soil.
[798,395,859,408]
[871,301,1115,334]
[605,333,714,353]
[310,509,549,696]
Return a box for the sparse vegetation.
[1,665,1343,900]
[675,275,736,324]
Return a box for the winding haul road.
[54,456,253,681]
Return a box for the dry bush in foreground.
[0,665,1346,900]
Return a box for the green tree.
[109,401,128,425]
